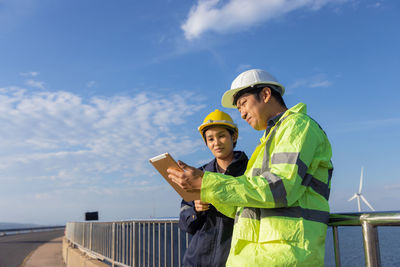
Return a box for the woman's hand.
[194,200,210,212]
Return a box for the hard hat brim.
[198,122,238,134]
[221,82,285,109]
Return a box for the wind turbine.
[348,166,375,212]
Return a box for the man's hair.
[233,85,286,108]
[203,126,237,148]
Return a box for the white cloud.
[87,80,96,88]
[384,184,400,190]
[368,2,382,8]
[26,79,45,89]
[0,87,205,188]
[288,73,332,91]
[236,64,252,73]
[181,0,347,40]
[20,71,39,77]
[310,80,332,88]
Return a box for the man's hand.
[167,161,204,191]
[194,200,210,212]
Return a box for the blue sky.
[0,0,399,225]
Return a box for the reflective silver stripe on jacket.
[271,152,331,200]
[257,123,289,207]
[180,205,192,213]
[239,206,330,225]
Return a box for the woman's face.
[204,127,236,160]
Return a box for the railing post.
[143,223,145,267]
[138,222,141,267]
[178,226,181,267]
[82,223,85,247]
[132,222,136,267]
[332,226,341,267]
[158,223,161,267]
[362,221,381,267]
[171,222,173,267]
[112,222,116,267]
[164,223,167,267]
[153,222,155,267]
[89,222,93,251]
[148,222,150,266]
[122,223,125,265]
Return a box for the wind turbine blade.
[348,194,357,201]
[358,166,364,194]
[360,195,375,211]
[357,196,361,212]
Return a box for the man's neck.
[265,102,287,122]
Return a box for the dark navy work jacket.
[178,151,248,267]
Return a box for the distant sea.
[0,222,39,230]
[325,226,400,266]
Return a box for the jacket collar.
[261,102,307,141]
[201,151,248,173]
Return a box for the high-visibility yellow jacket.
[201,103,333,267]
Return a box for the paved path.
[0,229,64,267]
[23,236,65,267]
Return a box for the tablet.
[149,153,199,201]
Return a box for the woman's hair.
[203,126,237,148]
[233,85,286,108]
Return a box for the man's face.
[204,127,236,160]
[236,92,268,131]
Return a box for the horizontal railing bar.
[328,211,400,226]
[67,211,400,226]
[70,219,180,224]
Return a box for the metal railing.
[0,225,65,236]
[329,211,400,267]
[66,219,190,267]
[65,211,400,267]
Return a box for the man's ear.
[261,87,272,103]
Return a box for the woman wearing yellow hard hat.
[178,109,248,267]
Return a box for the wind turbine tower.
[348,166,375,212]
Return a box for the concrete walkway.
[23,236,65,267]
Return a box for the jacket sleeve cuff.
[201,171,220,203]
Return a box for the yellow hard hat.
[198,109,238,141]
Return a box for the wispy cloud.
[0,87,206,189]
[87,81,97,88]
[368,1,382,8]
[20,71,39,77]
[236,64,252,73]
[287,73,332,92]
[384,184,400,190]
[26,79,45,89]
[181,0,347,40]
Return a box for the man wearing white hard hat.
[168,69,333,266]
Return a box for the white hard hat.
[221,69,285,108]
